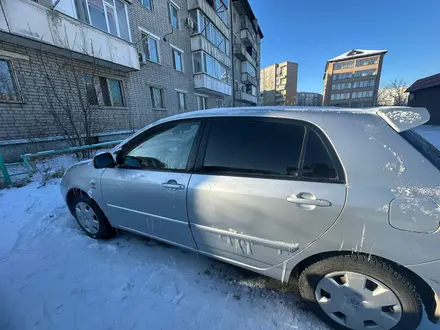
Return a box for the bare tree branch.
[378,78,408,106]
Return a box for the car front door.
[187,117,346,269]
[100,119,203,249]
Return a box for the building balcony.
[191,35,231,67]
[187,0,229,37]
[240,28,257,50]
[194,73,232,96]
[235,91,257,105]
[0,0,139,72]
[241,73,257,86]
[233,44,257,68]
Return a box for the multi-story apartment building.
[323,49,387,107]
[231,0,263,106]
[297,92,323,106]
[0,0,140,160]
[260,61,298,106]
[0,0,262,161]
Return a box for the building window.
[106,78,125,106]
[84,75,125,107]
[150,87,165,108]
[331,93,350,100]
[193,10,229,56]
[216,99,223,108]
[84,75,99,105]
[246,84,257,96]
[334,60,354,70]
[356,57,378,67]
[177,91,186,110]
[169,2,179,28]
[141,0,152,9]
[172,48,184,72]
[196,95,207,109]
[192,51,231,84]
[332,72,353,81]
[241,60,256,77]
[352,80,375,88]
[214,0,229,25]
[354,69,377,77]
[79,0,130,41]
[142,33,160,63]
[332,82,352,90]
[0,59,21,102]
[352,91,374,99]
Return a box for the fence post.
[22,155,36,176]
[0,155,12,186]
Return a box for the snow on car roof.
[170,106,430,133]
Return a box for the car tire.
[71,192,115,239]
[298,254,422,330]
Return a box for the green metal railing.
[0,140,122,186]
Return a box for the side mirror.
[93,152,115,169]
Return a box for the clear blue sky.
[249,0,440,93]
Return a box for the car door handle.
[287,193,332,207]
[161,180,185,190]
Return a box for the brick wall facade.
[0,41,135,160]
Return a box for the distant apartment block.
[297,92,323,106]
[323,49,387,108]
[260,61,298,106]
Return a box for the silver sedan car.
[61,106,440,330]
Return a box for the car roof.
[163,106,430,133]
[168,106,376,121]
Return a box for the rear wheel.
[298,254,422,330]
[71,193,115,239]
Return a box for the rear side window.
[302,129,339,180]
[203,119,305,177]
[400,129,440,170]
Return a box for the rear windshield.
[400,129,440,170]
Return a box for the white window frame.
[139,27,161,64]
[168,1,180,29]
[195,93,208,110]
[177,90,187,110]
[0,58,23,103]
[150,86,165,109]
[171,44,184,72]
[84,0,131,41]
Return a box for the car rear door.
[100,120,203,249]
[187,117,346,269]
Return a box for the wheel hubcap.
[75,202,99,234]
[315,271,402,329]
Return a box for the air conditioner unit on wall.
[138,52,147,65]
[185,17,194,28]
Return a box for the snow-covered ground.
[1,126,440,330]
[0,180,326,330]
